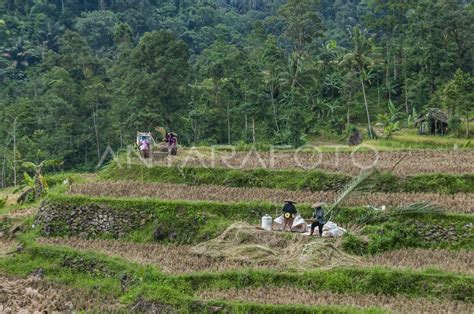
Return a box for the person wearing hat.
[282,200,297,232]
[310,203,326,236]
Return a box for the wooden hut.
[415,108,449,135]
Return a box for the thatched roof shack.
[415,108,449,135]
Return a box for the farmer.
[164,132,172,144]
[165,132,178,155]
[282,200,297,232]
[310,203,326,237]
[139,138,150,159]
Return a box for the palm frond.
[21,161,37,170]
[40,159,62,169]
[355,202,444,225]
[327,167,376,220]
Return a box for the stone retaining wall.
[35,201,149,238]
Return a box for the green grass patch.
[343,216,474,255]
[365,129,472,150]
[100,162,350,191]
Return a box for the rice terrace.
[1,0,474,313]
[1,141,473,313]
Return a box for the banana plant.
[22,159,62,200]
[377,100,402,138]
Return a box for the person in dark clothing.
[282,200,297,232]
[310,203,326,236]
[164,132,178,155]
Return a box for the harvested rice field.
[196,287,474,314]
[147,149,474,175]
[0,274,122,313]
[38,237,474,275]
[37,237,284,274]
[365,248,474,274]
[70,181,474,213]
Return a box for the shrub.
[342,234,369,256]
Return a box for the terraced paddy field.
[143,149,474,175]
[37,238,474,275]
[197,288,474,314]
[1,148,473,313]
[69,181,474,213]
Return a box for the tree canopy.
[0,0,473,185]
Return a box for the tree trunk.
[244,114,248,142]
[466,110,470,138]
[400,39,409,114]
[1,152,5,189]
[270,81,280,132]
[359,70,373,139]
[12,117,17,187]
[252,117,256,144]
[227,103,231,145]
[386,41,390,101]
[404,63,409,114]
[84,142,88,164]
[61,0,65,14]
[1,137,11,189]
[377,79,380,108]
[393,52,397,82]
[92,110,100,160]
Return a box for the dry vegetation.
[0,208,37,221]
[38,231,474,276]
[197,287,474,314]
[365,248,474,274]
[38,237,283,274]
[38,223,360,273]
[149,150,474,175]
[70,181,474,213]
[0,274,121,313]
[0,240,14,257]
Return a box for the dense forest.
[0,0,473,182]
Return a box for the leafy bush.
[342,233,368,255]
[0,197,6,209]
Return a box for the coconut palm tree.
[2,37,37,72]
[340,27,376,139]
[37,21,64,53]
